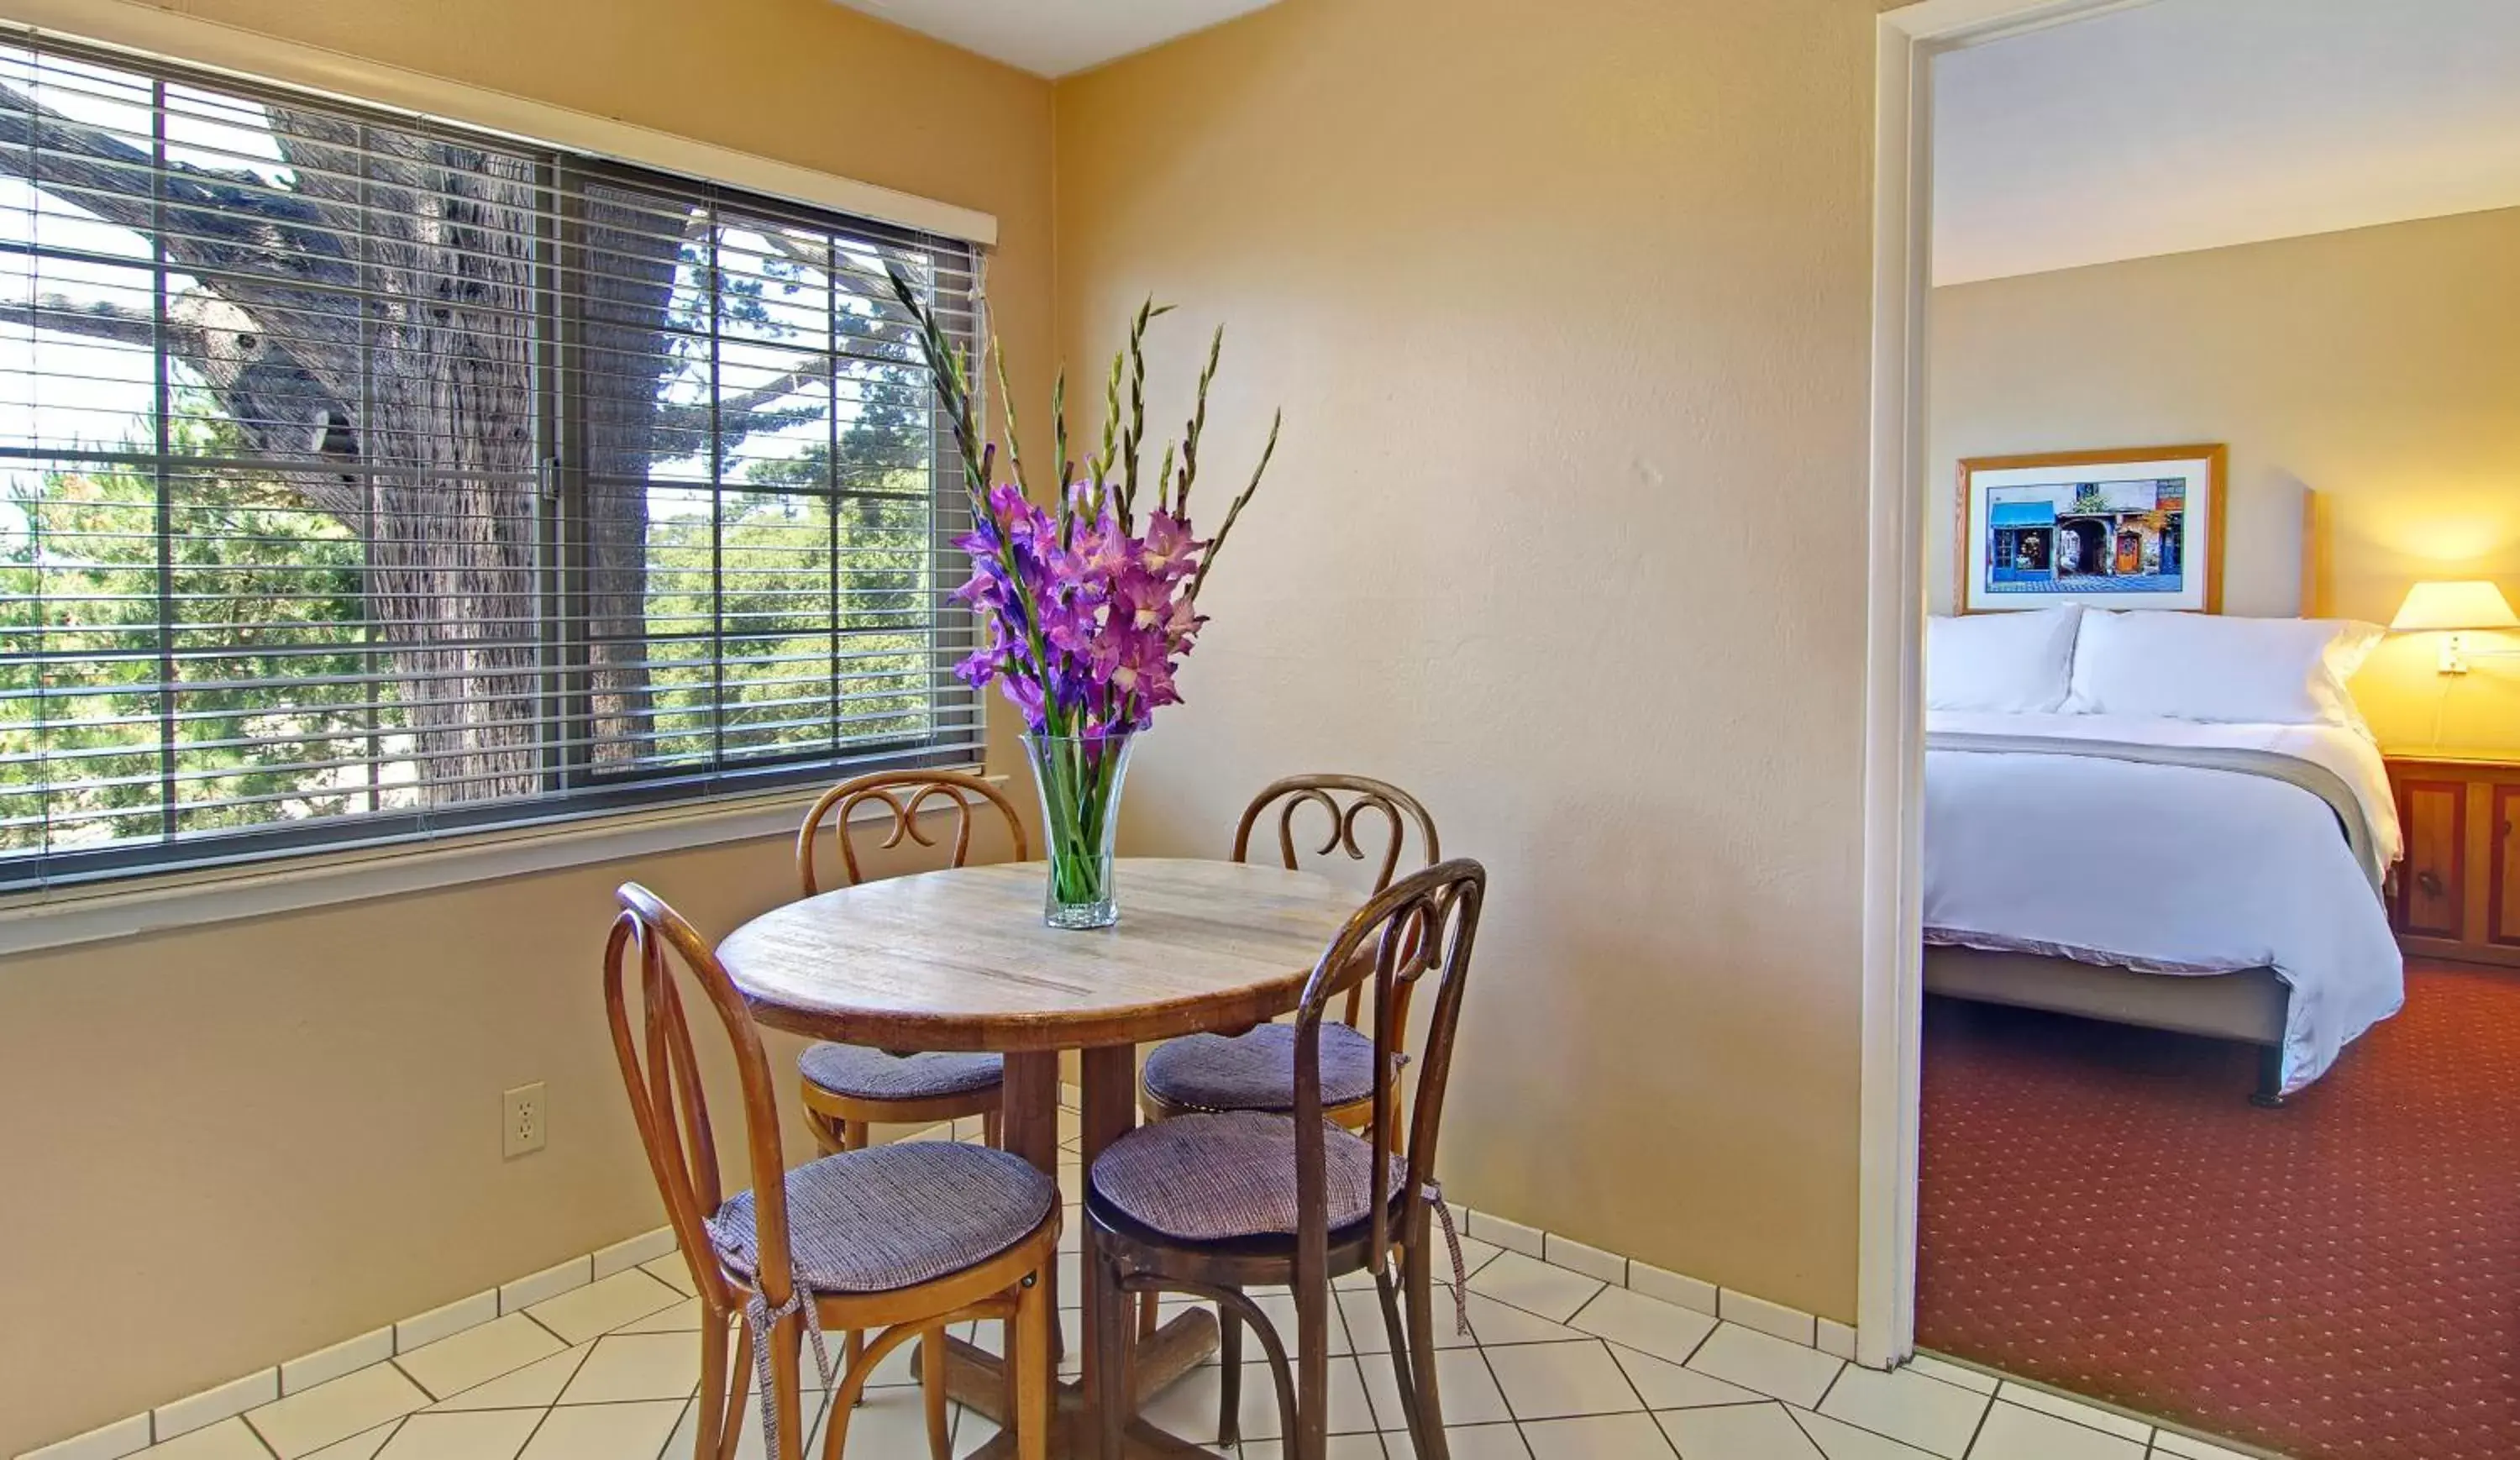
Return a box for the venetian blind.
[0,37,981,888]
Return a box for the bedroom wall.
[0,0,1052,1449]
[1929,206,2520,754]
[1055,0,1879,1321]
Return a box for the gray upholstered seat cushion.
[1087,1110,1404,1242]
[798,1042,1003,1102]
[706,1142,1055,1294]
[1140,1021,1379,1113]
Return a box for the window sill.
[0,769,1000,959]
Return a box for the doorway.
[1865,4,2520,1457]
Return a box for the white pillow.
[2065,611,2384,728]
[1926,606,2082,713]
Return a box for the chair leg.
[1294,1289,1332,1460]
[1226,1290,1302,1458]
[982,1107,1002,1148]
[839,1121,867,1395]
[1136,1290,1158,1342]
[1091,1251,1130,1460]
[1399,1237,1452,1460]
[1373,1274,1426,1454]
[718,1320,753,1460]
[696,1309,730,1460]
[822,1330,879,1460]
[1014,1269,1053,1460]
[1217,1297,1244,1447]
[920,1326,951,1460]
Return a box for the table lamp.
[2391,580,2520,674]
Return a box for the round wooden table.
[716,856,1364,1460]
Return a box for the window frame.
[0,34,989,895]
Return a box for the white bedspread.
[1924,712,2406,1094]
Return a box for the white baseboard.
[21,1159,1845,1458]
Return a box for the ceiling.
[1934,0,2520,285]
[830,0,1282,76]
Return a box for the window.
[0,39,981,889]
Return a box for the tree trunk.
[0,87,693,804]
[352,126,546,801]
[577,183,685,769]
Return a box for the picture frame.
[1955,444,2227,615]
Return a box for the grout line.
[239,1413,293,1460]
[1562,1287,1608,1331]
[1994,1379,2173,1448]
[1893,1364,1980,1400]
[472,1339,598,1410]
[1790,1378,1981,1460]
[383,1353,428,1403]
[1452,1274,1605,1337]
[514,1310,574,1349]
[1959,1393,1997,1459]
[1466,1338,1520,1432]
[1597,1334,1666,1432]
[75,1206,2242,1460]
[1674,1320,1719,1369]
[1786,1401,1981,1460]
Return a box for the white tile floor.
[102,1097,2266,1460]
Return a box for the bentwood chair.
[793,771,1025,1158]
[1088,860,1487,1460]
[1132,776,1441,1344]
[604,884,1058,1460]
[1137,775,1441,1130]
[795,771,1027,1382]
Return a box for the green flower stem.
[1031,734,1126,910]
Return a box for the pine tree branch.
[0,295,171,350]
[0,81,354,292]
[651,354,832,443]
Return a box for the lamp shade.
[2391,580,2520,633]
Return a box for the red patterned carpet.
[1919,962,2520,1459]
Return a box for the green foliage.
[0,405,383,853]
[633,424,938,766]
[2,240,953,855]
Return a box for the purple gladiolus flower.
[1138,512,1197,580]
[939,475,1226,737]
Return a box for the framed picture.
[1955,444,2226,614]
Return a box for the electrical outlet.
[502,1083,546,1158]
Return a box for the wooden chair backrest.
[796,769,1029,898]
[602,882,798,1316]
[1232,774,1441,1032]
[1287,859,1487,1293]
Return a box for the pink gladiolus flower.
[945,483,1217,736]
[883,263,1279,748]
[1139,512,1196,580]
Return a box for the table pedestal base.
[934,1310,1220,1458]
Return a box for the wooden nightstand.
[2384,754,2520,969]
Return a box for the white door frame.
[1856,0,2166,1369]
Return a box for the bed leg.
[2250,1045,2286,1108]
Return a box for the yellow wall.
[1054,0,1878,1319]
[11,1,1905,1445]
[0,0,1050,1448]
[1930,207,2520,754]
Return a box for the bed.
[1920,602,2407,1103]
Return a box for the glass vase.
[1021,729,1135,929]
